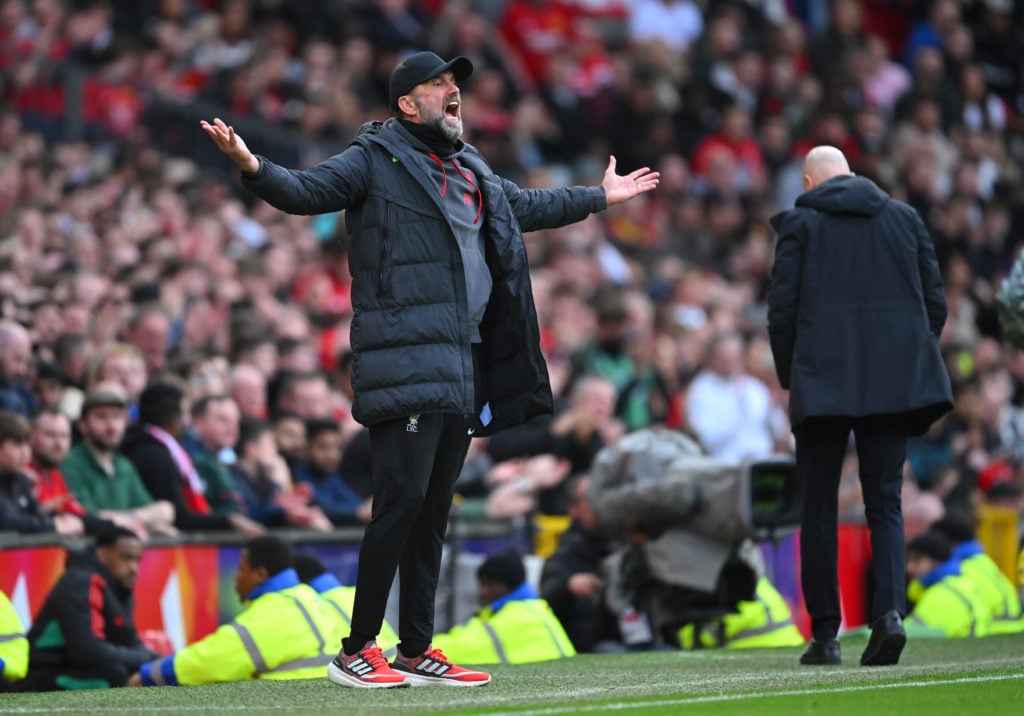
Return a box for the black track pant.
[19,662,129,691]
[346,410,474,654]
[796,414,908,642]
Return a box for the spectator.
[0,589,28,691]
[120,381,263,537]
[85,343,148,421]
[0,321,38,418]
[229,363,268,419]
[21,525,157,691]
[540,476,623,653]
[61,384,176,538]
[292,418,370,527]
[432,548,576,666]
[181,394,245,515]
[292,552,399,658]
[905,530,992,638]
[230,417,330,531]
[0,410,82,536]
[131,536,336,686]
[271,370,334,421]
[271,410,307,473]
[27,408,115,536]
[124,303,172,378]
[628,0,703,56]
[684,331,776,462]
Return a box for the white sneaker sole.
[327,661,411,689]
[401,671,492,687]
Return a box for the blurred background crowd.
[1,0,1023,549]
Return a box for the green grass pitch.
[2,633,1021,715]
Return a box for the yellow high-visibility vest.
[907,573,993,638]
[142,582,335,685]
[317,584,400,658]
[678,578,806,649]
[432,598,576,664]
[959,552,1024,635]
[0,591,28,682]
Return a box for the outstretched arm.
[200,118,260,174]
[601,155,660,206]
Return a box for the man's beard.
[416,98,462,143]
[86,434,120,453]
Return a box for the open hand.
[199,117,260,174]
[602,155,660,206]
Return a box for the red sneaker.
[391,647,491,687]
[328,641,411,688]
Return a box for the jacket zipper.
[377,203,392,294]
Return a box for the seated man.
[0,409,83,536]
[27,408,112,536]
[59,385,176,537]
[931,512,1024,635]
[431,549,576,666]
[131,535,336,686]
[230,418,330,530]
[540,476,623,653]
[905,530,992,638]
[292,553,398,657]
[121,381,262,536]
[180,394,246,515]
[291,418,370,526]
[0,589,28,692]
[677,575,807,649]
[22,525,157,690]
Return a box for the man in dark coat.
[540,476,623,653]
[21,525,157,690]
[202,51,659,688]
[768,145,953,667]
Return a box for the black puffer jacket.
[243,119,606,434]
[768,174,953,434]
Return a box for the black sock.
[398,641,428,659]
[342,633,374,656]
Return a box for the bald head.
[0,321,32,381]
[802,146,852,191]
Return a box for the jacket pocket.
[377,202,392,295]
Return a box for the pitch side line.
[2,672,1021,714]
[482,673,1024,716]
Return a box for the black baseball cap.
[388,51,473,112]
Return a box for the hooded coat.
[768,174,952,434]
[242,119,606,435]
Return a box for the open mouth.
[445,98,460,118]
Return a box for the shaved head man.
[801,145,853,190]
[768,145,953,668]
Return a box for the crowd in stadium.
[2,0,1024,689]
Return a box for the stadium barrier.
[1,520,908,647]
[976,504,1020,582]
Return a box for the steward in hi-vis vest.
[136,536,335,686]
[432,549,576,664]
[0,589,28,690]
[292,552,400,658]
[678,577,806,649]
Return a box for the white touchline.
[2,673,1021,714]
[481,673,1024,716]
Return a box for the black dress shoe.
[860,609,906,666]
[800,639,841,665]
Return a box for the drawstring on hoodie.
[449,159,483,225]
[428,153,482,225]
[428,152,448,197]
